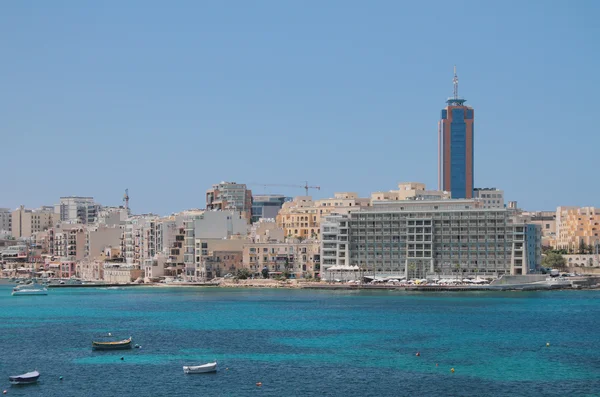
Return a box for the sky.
[1,1,599,215]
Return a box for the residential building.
[322,199,542,279]
[206,181,253,222]
[11,205,58,239]
[122,215,159,265]
[181,210,248,279]
[97,207,129,226]
[371,182,450,204]
[54,196,100,224]
[50,225,86,261]
[521,211,556,246]
[250,219,285,243]
[555,206,600,252]
[0,208,11,235]
[438,68,474,199]
[198,250,244,279]
[86,225,123,260]
[277,193,369,239]
[251,194,290,223]
[194,239,246,280]
[473,188,504,209]
[243,239,320,278]
[103,262,142,283]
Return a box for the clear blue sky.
[1,1,599,215]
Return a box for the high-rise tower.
[438,66,474,199]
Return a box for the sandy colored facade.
[194,238,246,280]
[521,211,556,247]
[555,206,600,251]
[103,263,142,283]
[243,240,321,278]
[371,183,450,204]
[277,193,369,239]
[11,205,58,239]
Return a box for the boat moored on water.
[92,336,133,351]
[9,370,40,385]
[12,284,48,296]
[183,362,218,374]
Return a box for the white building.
[322,199,542,279]
[321,214,350,271]
[55,197,101,224]
[473,188,504,209]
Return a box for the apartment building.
[473,188,504,209]
[206,181,253,222]
[181,210,249,279]
[54,196,101,224]
[122,215,159,265]
[12,205,58,239]
[322,199,541,279]
[0,208,11,235]
[555,206,600,251]
[243,240,321,278]
[277,193,369,239]
[371,182,450,204]
[198,250,244,280]
[521,211,556,247]
[194,239,246,280]
[50,225,86,261]
[86,225,123,260]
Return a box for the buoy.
[546,342,550,347]
[59,376,63,380]
[256,382,262,387]
[451,368,455,373]
[416,352,420,357]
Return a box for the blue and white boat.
[9,370,40,385]
[12,284,48,296]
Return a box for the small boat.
[9,370,40,385]
[92,336,133,351]
[12,285,48,296]
[183,362,217,374]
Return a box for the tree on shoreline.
[542,252,567,271]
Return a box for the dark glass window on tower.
[450,119,467,199]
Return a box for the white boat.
[9,370,40,385]
[12,284,48,296]
[183,362,217,374]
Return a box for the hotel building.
[321,199,541,279]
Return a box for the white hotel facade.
[321,199,541,280]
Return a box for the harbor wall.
[490,275,547,285]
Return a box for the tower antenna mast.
[453,65,459,99]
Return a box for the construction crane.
[250,181,320,196]
[123,188,129,211]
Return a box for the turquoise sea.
[0,286,599,397]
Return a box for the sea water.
[0,286,598,396]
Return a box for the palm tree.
[408,262,416,280]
